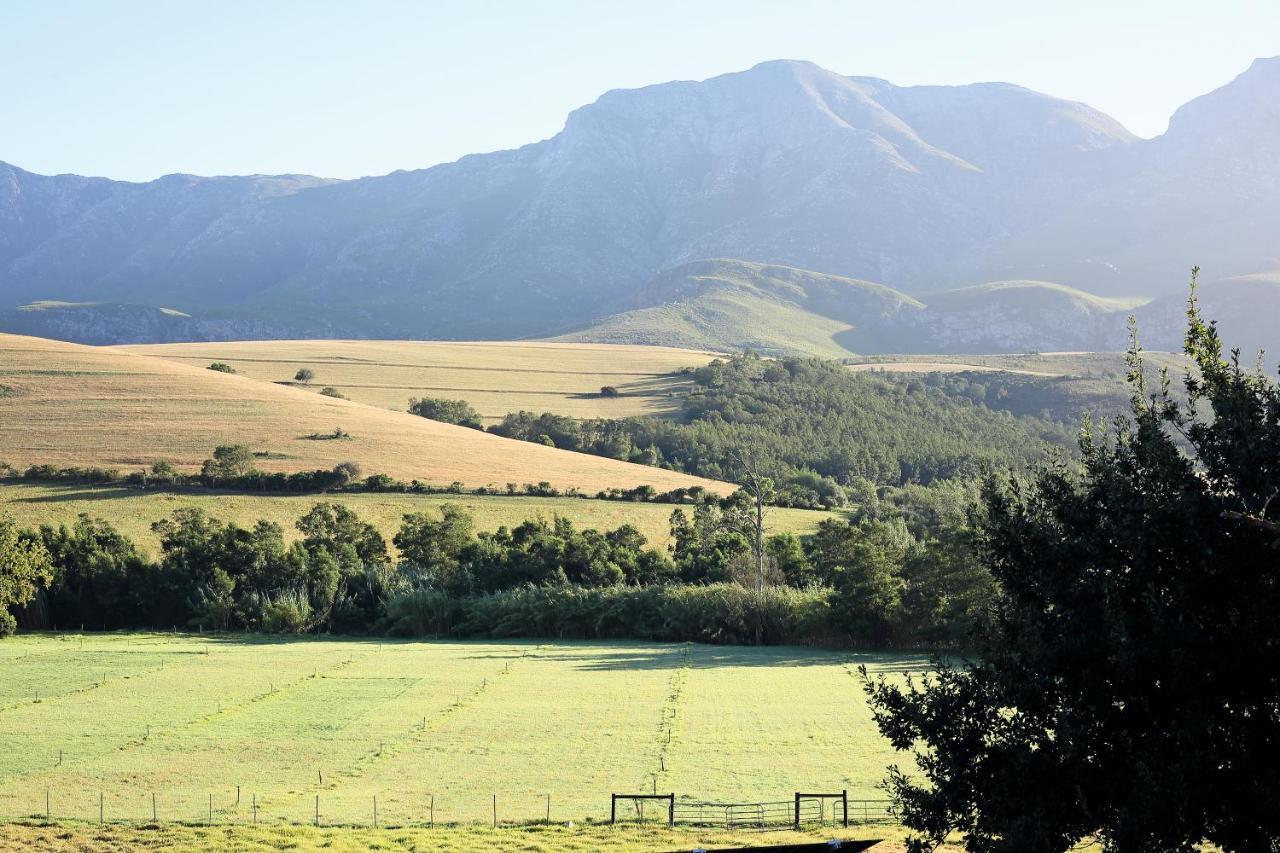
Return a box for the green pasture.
[0,634,921,828]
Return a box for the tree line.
[2,479,994,646]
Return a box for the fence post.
[45,789,49,821]
[492,792,497,829]
[667,794,674,828]
[315,794,319,827]
[99,791,103,824]
[373,795,378,828]
[429,794,434,829]
[610,794,617,825]
[252,793,257,825]
[545,793,550,823]
[208,792,212,824]
[793,792,800,830]
[152,792,156,823]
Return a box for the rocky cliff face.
[1,57,1276,344]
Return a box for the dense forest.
[485,354,1080,506]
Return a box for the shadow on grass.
[679,843,881,853]
[7,485,142,503]
[24,630,940,674]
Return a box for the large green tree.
[0,514,54,637]
[863,276,1280,852]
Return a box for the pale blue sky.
[4,0,1277,181]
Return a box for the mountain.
[963,57,1280,294]
[563,261,1280,360]
[1131,271,1280,358]
[555,259,923,357]
[905,281,1142,353]
[1,57,1276,345]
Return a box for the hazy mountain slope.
[0,61,1139,340]
[967,57,1280,295]
[2,57,1276,344]
[556,259,922,356]
[0,300,321,344]
[905,280,1143,353]
[0,163,332,307]
[562,261,1143,356]
[1131,271,1280,359]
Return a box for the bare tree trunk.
[729,446,771,644]
[754,491,764,594]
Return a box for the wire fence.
[2,788,896,830]
[3,789,582,828]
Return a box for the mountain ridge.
[2,56,1276,345]
[560,259,1280,359]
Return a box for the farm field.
[0,334,727,495]
[115,340,720,423]
[0,634,924,830]
[843,350,1188,377]
[0,482,838,556]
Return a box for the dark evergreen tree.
[864,276,1280,852]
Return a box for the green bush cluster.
[7,479,994,647]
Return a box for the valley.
[2,20,1276,851]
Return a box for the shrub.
[294,368,315,384]
[431,583,836,644]
[200,445,255,481]
[259,591,313,634]
[383,589,460,637]
[149,460,179,484]
[318,387,346,399]
[407,397,483,429]
[332,461,362,487]
[207,363,236,374]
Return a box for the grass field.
[0,634,923,831]
[0,334,727,495]
[115,340,719,423]
[843,350,1188,377]
[0,482,837,556]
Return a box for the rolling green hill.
[556,259,924,357]
[921,280,1145,314]
[560,260,1149,357]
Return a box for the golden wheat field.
[115,340,719,422]
[843,351,1189,376]
[0,334,727,495]
[0,482,835,556]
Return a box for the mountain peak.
[1,57,1276,344]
